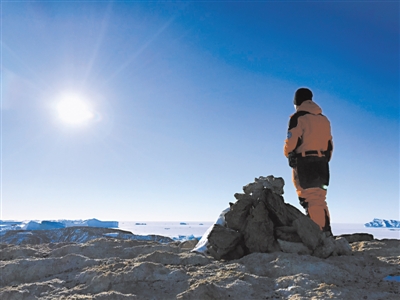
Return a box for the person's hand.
[288,152,297,168]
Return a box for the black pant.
[296,156,330,190]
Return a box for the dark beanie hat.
[294,88,313,106]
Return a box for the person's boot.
[322,210,333,237]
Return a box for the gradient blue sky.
[1,1,399,223]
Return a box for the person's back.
[284,88,333,234]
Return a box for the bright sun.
[56,93,94,125]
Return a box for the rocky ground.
[0,230,399,300]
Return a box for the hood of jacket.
[296,100,322,115]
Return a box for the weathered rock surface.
[339,233,374,243]
[0,226,173,245]
[0,237,399,299]
[206,175,354,260]
[243,201,280,253]
[292,215,323,251]
[207,224,243,260]
[225,195,253,232]
[1,175,397,299]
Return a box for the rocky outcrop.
[0,171,398,299]
[0,227,173,245]
[338,233,374,243]
[206,175,352,260]
[0,238,398,299]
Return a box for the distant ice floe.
[0,219,205,242]
[0,219,118,231]
[174,234,197,241]
[364,218,400,229]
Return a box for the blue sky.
[1,1,399,223]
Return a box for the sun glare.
[56,93,94,125]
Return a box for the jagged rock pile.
[206,175,352,260]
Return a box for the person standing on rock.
[284,88,333,235]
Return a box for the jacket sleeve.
[325,115,333,161]
[326,139,333,162]
[284,115,303,157]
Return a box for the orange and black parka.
[284,100,333,160]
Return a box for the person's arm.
[284,113,304,157]
[326,139,333,161]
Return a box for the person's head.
[293,88,313,106]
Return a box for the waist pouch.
[296,156,330,189]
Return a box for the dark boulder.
[205,175,352,261]
[207,224,243,260]
[225,195,254,233]
[337,233,374,243]
[243,201,280,253]
[292,216,323,251]
[275,226,302,243]
[260,189,290,226]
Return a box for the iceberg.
[0,221,24,231]
[60,219,118,228]
[364,218,400,228]
[0,219,119,232]
[24,221,66,230]
[86,219,118,228]
[173,234,199,241]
